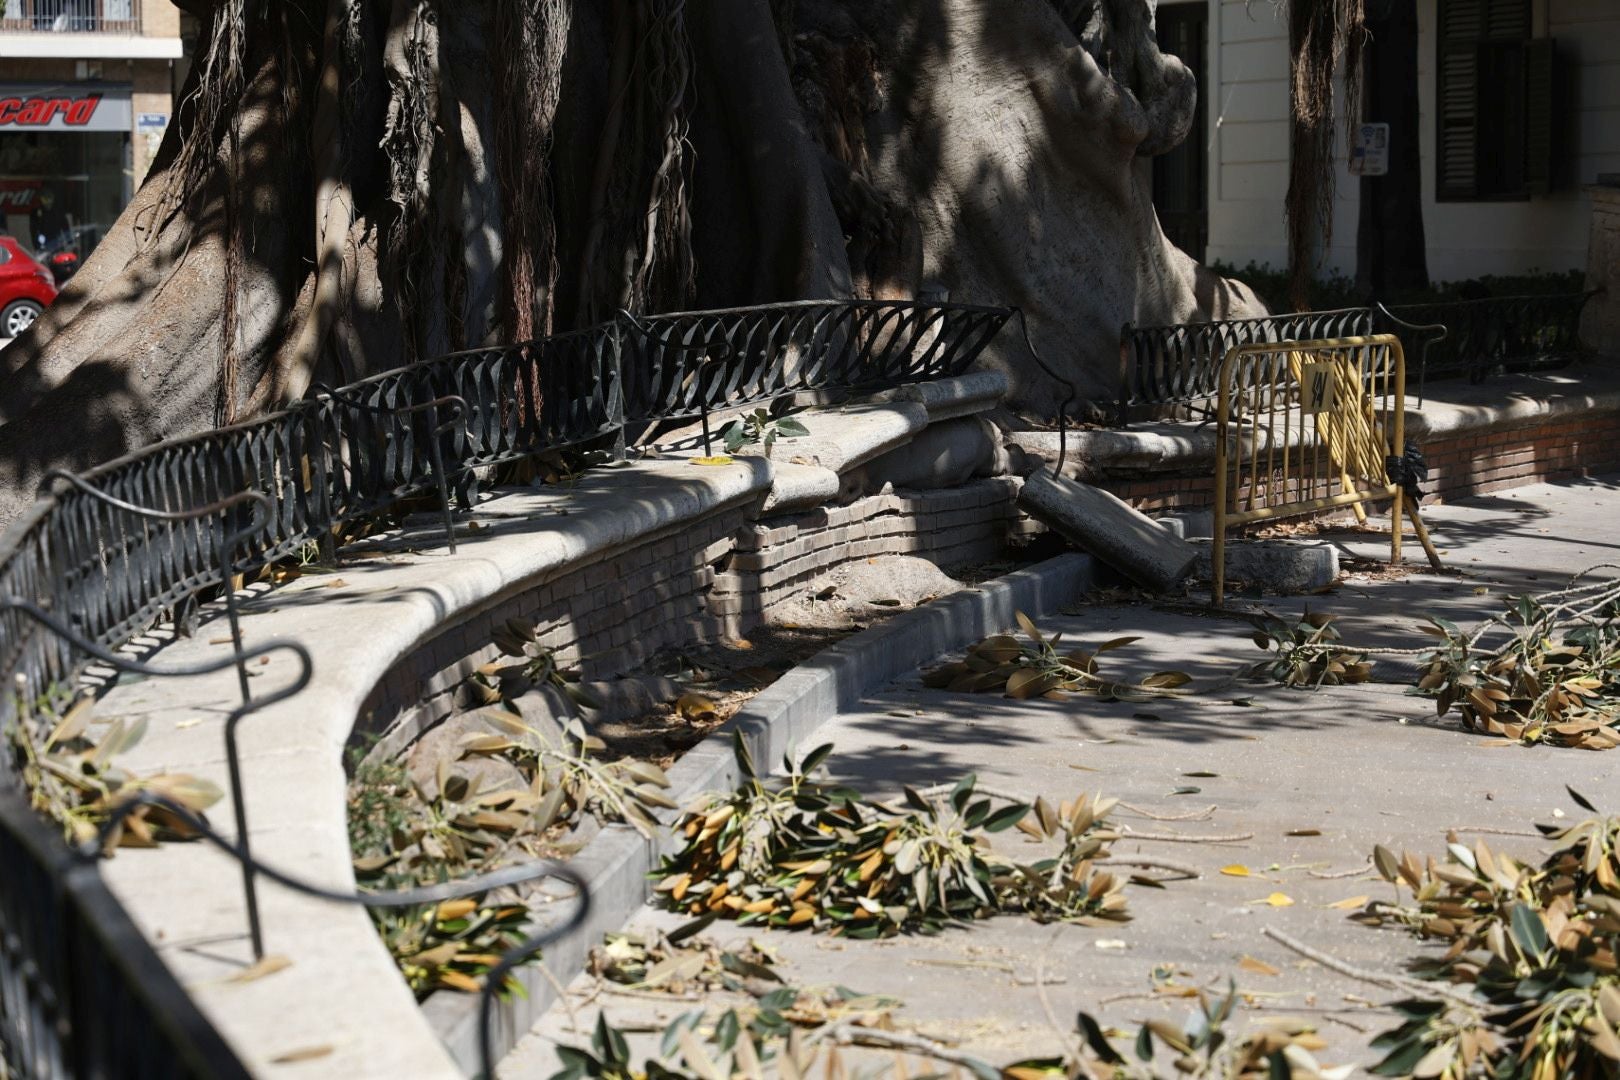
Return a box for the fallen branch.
[1035,930,1096,1080]
[601,985,703,1003]
[1446,825,1544,839]
[537,957,581,1033]
[1261,926,1477,1007]
[1118,802,1218,822]
[1100,855,1202,878]
[1119,828,1254,844]
[809,1022,1003,1075]
[1308,861,1373,880]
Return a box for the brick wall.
[360,508,747,745]
[1094,410,1620,513]
[709,478,1022,627]
[361,477,1023,747]
[1418,412,1620,501]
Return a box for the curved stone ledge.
[74,382,1021,1078]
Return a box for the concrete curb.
[427,552,1096,1072]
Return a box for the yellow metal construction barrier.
[1212,334,1441,605]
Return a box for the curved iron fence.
[0,298,1010,1078]
[1117,308,1373,421]
[1379,291,1599,383]
[1114,292,1598,424]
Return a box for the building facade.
[1153,0,1620,283]
[0,0,185,258]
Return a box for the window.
[1436,0,1556,200]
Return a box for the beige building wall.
[1200,0,1620,283]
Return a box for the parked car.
[0,234,59,338]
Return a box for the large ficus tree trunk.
[0,0,1262,521]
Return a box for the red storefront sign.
[0,180,45,213]
[0,84,132,133]
[0,94,102,128]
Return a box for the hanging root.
[1285,0,1364,310]
[380,0,442,360]
[492,0,572,341]
[577,0,694,321]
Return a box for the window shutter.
[1437,0,1534,201]
[1437,0,1485,199]
[1524,38,1555,195]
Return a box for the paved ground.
[502,476,1620,1077]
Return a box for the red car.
[0,234,58,338]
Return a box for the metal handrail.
[309,385,469,552]
[1373,302,1448,406]
[35,469,271,702]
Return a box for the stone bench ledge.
[1009,367,1620,477]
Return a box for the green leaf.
[732,731,756,779]
[757,988,797,1011]
[799,743,834,776]
[982,803,1031,833]
[1076,1012,1125,1065]
[774,418,810,436]
[713,1009,741,1052]
[594,1010,629,1064]
[659,1011,705,1061]
[549,1045,596,1080]
[665,912,718,945]
[1135,1024,1154,1062]
[1509,902,1549,959]
[1371,1032,1435,1077]
[950,773,976,813]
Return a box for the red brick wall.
[1094,410,1620,512]
[1418,412,1620,501]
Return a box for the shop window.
[1436,0,1557,200]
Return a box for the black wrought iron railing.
[1378,291,1599,383]
[0,783,250,1080]
[0,298,1011,1079]
[1113,291,1598,424]
[1116,308,1373,422]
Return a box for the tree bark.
[0,0,1266,522]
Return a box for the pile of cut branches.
[1415,575,1620,749]
[1244,610,1372,689]
[1352,787,1620,1078]
[554,974,1348,1080]
[652,737,1129,938]
[347,682,672,995]
[923,612,1191,702]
